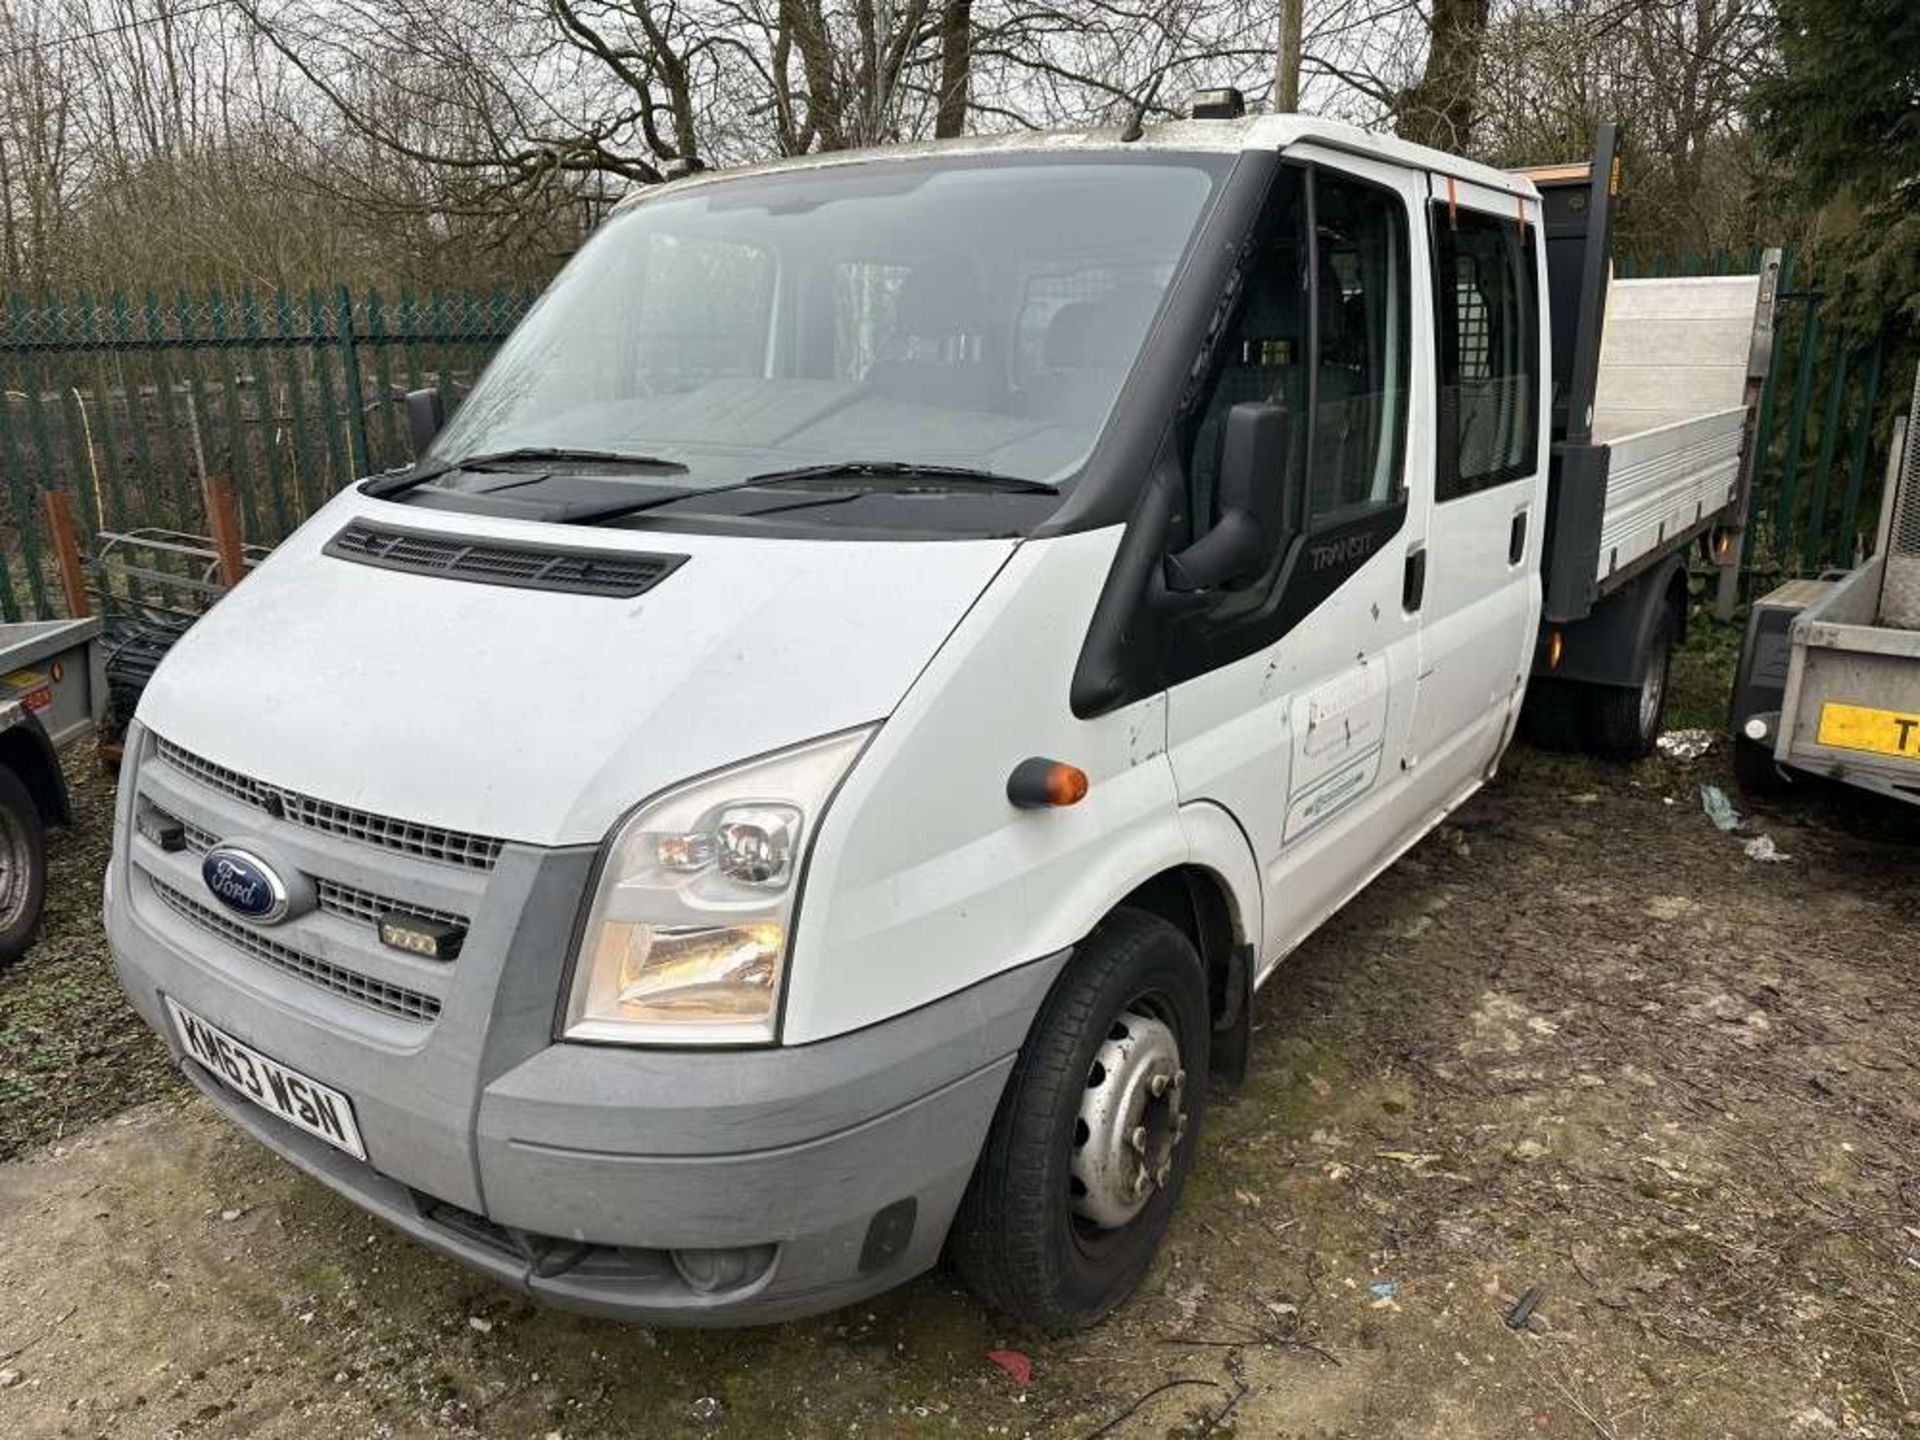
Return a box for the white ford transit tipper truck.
[106,102,1775,1328]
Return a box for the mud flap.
[1211,941,1255,1088]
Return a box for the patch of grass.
[0,742,180,1158]
[1667,606,1745,733]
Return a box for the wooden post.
[43,489,91,619]
[204,474,246,590]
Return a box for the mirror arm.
[1163,508,1267,593]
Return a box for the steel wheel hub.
[1640,633,1669,733]
[0,805,27,925]
[1070,1008,1186,1229]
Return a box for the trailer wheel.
[0,765,47,970]
[1732,737,1796,799]
[949,908,1210,1330]
[1582,614,1674,760]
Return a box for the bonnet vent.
[325,520,686,598]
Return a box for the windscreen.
[429,154,1225,495]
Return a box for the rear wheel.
[1583,615,1674,760]
[0,765,47,970]
[949,908,1210,1330]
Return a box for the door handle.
[1403,547,1427,613]
[1509,510,1528,565]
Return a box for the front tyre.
[949,908,1210,1330]
[0,764,47,970]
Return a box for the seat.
[1021,284,1161,426]
[862,262,1004,413]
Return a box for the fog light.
[670,1244,777,1295]
[377,912,466,960]
[1743,716,1770,742]
[136,804,186,853]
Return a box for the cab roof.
[621,113,1538,212]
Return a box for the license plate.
[166,998,367,1160]
[1815,701,1920,761]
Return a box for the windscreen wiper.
[741,461,1058,493]
[557,460,1059,526]
[364,447,689,499]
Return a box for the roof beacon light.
[1189,87,1245,120]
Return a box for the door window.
[1431,207,1539,499]
[1308,174,1411,524]
[1183,165,1410,541]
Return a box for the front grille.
[166,816,465,934]
[315,879,464,931]
[154,737,503,871]
[152,879,441,1023]
[326,519,686,599]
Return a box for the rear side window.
[1431,206,1539,499]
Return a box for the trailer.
[0,616,107,966]
[1732,366,1920,804]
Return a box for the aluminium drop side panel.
[1590,407,1748,586]
[1583,271,1766,595]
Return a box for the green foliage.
[1757,0,1920,334]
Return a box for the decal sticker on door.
[1284,654,1389,844]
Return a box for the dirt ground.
[1,643,1917,1439]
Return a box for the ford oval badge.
[201,846,291,924]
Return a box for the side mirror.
[1164,401,1293,593]
[406,387,446,458]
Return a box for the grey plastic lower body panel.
[109,851,1068,1323]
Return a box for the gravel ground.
[0,634,1915,1439]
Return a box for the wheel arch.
[1042,800,1262,1086]
[1548,550,1688,689]
[0,713,71,828]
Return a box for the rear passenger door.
[1406,178,1549,783]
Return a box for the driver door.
[1163,149,1433,972]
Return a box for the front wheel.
[949,908,1210,1330]
[0,764,47,970]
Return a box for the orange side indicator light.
[1546,629,1564,670]
[1007,757,1090,809]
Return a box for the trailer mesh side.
[1879,365,1920,629]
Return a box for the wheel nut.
[1149,1072,1170,1098]
[1156,1161,1172,1186]
[1129,1125,1148,1153]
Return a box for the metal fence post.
[333,284,369,479]
[1837,330,1887,562]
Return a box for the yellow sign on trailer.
[1816,701,1920,760]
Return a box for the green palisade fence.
[0,285,536,621]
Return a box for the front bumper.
[106,734,1066,1324]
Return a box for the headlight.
[561,727,872,1045]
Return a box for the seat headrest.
[895,262,985,337]
[1041,284,1160,370]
